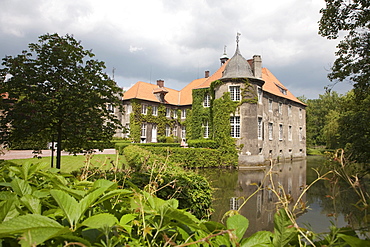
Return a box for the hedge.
[187,139,219,149]
[115,142,180,154]
[142,146,238,168]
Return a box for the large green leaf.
[240,231,273,247]
[227,214,249,241]
[338,233,370,247]
[79,187,107,213]
[10,178,32,197]
[81,213,118,229]
[272,209,298,246]
[20,194,41,214]
[94,189,132,205]
[0,214,69,246]
[50,189,80,228]
[0,196,19,222]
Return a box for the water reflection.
[198,159,307,235]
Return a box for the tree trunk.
[56,123,62,169]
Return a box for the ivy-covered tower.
[190,34,306,165]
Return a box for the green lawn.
[5,154,126,173]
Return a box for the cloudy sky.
[0,0,353,99]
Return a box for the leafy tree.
[0,33,122,169]
[319,0,370,94]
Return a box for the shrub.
[115,142,181,154]
[187,139,219,149]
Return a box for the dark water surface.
[197,156,367,235]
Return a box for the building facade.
[118,41,306,164]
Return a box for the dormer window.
[275,83,287,95]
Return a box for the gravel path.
[0,149,117,160]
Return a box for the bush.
[142,146,238,168]
[115,142,181,154]
[187,139,219,149]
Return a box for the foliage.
[187,139,219,149]
[143,146,238,168]
[115,142,180,154]
[189,88,212,140]
[0,33,122,169]
[121,145,214,218]
[319,0,370,93]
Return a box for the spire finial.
[236,32,241,45]
[223,45,227,55]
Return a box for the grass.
[5,154,126,173]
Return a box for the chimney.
[252,55,262,78]
[205,71,210,78]
[157,79,164,88]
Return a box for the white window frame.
[278,102,282,114]
[181,126,186,139]
[126,104,132,114]
[141,104,147,115]
[141,123,147,137]
[268,99,273,112]
[229,86,241,102]
[152,106,158,116]
[173,110,177,118]
[257,117,263,140]
[165,125,171,137]
[107,103,114,113]
[257,87,263,104]
[166,108,171,117]
[279,124,283,141]
[203,94,211,107]
[230,116,240,138]
[181,109,186,119]
[268,122,273,140]
[203,121,209,138]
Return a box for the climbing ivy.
[129,101,182,143]
[189,88,212,139]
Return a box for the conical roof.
[221,44,254,79]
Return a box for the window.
[181,109,186,119]
[230,116,240,138]
[151,125,157,142]
[152,106,158,116]
[165,125,171,137]
[141,123,146,137]
[268,99,273,112]
[107,104,114,113]
[173,126,177,137]
[173,110,177,118]
[141,104,147,115]
[126,104,132,114]
[257,117,263,140]
[181,126,186,139]
[229,86,240,101]
[257,87,263,104]
[203,94,210,107]
[203,121,209,138]
[278,102,282,114]
[299,127,303,141]
[125,123,130,137]
[288,125,292,141]
[268,122,273,140]
[288,105,292,116]
[166,108,171,117]
[279,124,283,140]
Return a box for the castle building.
[119,39,306,164]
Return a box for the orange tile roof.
[122,63,304,106]
[261,68,304,105]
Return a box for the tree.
[319,0,370,94]
[0,33,122,169]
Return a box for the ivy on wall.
[189,88,211,139]
[129,101,184,143]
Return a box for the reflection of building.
[234,160,307,235]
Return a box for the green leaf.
[227,214,249,241]
[50,189,80,228]
[272,209,298,246]
[10,178,32,197]
[92,179,116,190]
[20,194,41,214]
[79,187,107,212]
[0,214,69,245]
[119,214,137,225]
[81,213,118,229]
[240,231,273,247]
[94,189,132,205]
[0,196,19,222]
[337,233,370,247]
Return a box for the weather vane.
[236,32,241,44]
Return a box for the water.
[197,156,368,236]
